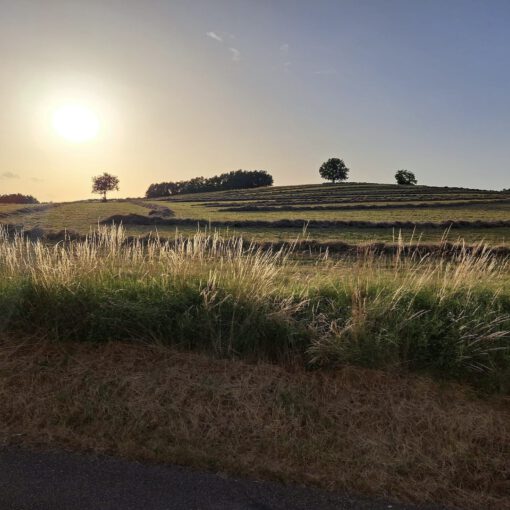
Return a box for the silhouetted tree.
[92,172,119,202]
[319,158,349,183]
[395,169,417,185]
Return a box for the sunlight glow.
[52,104,99,142]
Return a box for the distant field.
[125,224,510,246]
[0,201,151,231]
[0,203,46,215]
[159,182,503,202]
[149,183,510,246]
[1,182,509,246]
[150,200,510,223]
[152,182,509,219]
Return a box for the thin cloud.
[207,31,240,62]
[279,43,289,56]
[0,171,20,179]
[314,68,338,76]
[283,61,291,72]
[31,177,44,183]
[206,31,223,42]
[229,47,241,62]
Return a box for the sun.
[52,104,99,142]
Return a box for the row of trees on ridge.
[91,160,419,202]
[145,169,273,198]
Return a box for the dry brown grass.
[1,337,509,509]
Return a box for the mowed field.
[2,182,510,246]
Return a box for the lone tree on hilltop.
[92,172,119,202]
[319,158,349,183]
[395,169,417,185]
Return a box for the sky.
[0,0,509,201]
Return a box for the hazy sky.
[0,0,509,201]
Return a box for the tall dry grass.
[0,225,508,390]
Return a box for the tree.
[319,158,349,183]
[395,169,417,185]
[92,172,119,202]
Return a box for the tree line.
[94,161,419,202]
[94,160,420,202]
[0,161,441,206]
[0,193,39,204]
[145,169,273,198]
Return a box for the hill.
[1,182,509,246]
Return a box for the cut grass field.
[124,224,510,246]
[0,203,43,214]
[0,201,151,231]
[0,182,509,246]
[151,183,510,241]
[151,199,510,223]
[159,181,506,202]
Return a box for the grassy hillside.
[0,200,151,231]
[1,182,509,245]
[155,182,510,222]
[139,183,510,246]
[158,181,505,202]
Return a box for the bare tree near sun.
[92,172,119,202]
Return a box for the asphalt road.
[0,447,444,510]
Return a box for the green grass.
[0,203,45,215]
[124,224,510,246]
[154,182,510,222]
[161,181,506,202]
[1,182,509,246]
[1,225,509,393]
[151,200,510,222]
[0,201,151,231]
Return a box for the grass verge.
[0,338,509,509]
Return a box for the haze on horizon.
[0,0,509,202]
